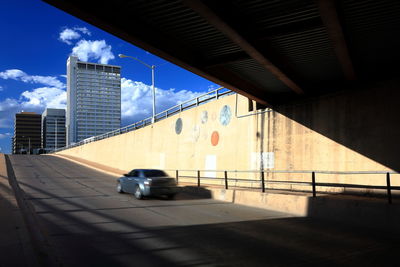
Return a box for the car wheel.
[116,182,123,193]
[134,185,143,200]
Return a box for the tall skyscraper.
[66,56,121,145]
[42,108,66,152]
[12,112,41,154]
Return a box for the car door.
[135,170,145,189]
[124,170,138,194]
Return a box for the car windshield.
[142,170,168,177]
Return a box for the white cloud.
[0,98,19,112]
[59,28,81,45]
[0,69,25,79]
[0,86,3,91]
[59,26,91,45]
[0,69,67,129]
[121,78,205,124]
[0,133,11,139]
[71,40,114,64]
[0,86,66,129]
[0,98,21,128]
[0,66,210,137]
[0,69,65,89]
[74,27,91,35]
[0,77,206,130]
[0,118,10,128]
[21,87,66,110]
[59,26,114,64]
[26,76,65,88]
[208,84,220,91]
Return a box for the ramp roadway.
[6,155,399,266]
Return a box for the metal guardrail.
[169,169,399,204]
[53,87,233,152]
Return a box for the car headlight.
[144,178,152,185]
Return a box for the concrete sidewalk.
[0,154,38,267]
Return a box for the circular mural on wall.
[219,105,232,126]
[211,131,219,146]
[201,110,208,124]
[175,118,183,134]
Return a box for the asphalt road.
[8,155,400,267]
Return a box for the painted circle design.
[219,105,231,126]
[201,110,208,124]
[175,118,183,134]
[211,131,219,146]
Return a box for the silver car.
[117,169,179,199]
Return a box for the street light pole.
[118,54,156,123]
[151,65,155,123]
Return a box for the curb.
[5,155,62,267]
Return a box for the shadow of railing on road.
[18,181,215,266]
[11,177,400,267]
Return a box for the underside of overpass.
[43,0,400,106]
[44,0,400,174]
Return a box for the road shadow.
[306,194,400,232]
[127,186,212,201]
[15,181,400,266]
[8,155,400,266]
[177,186,213,199]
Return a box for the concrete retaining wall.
[57,79,400,192]
[183,185,400,230]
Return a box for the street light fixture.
[118,53,156,123]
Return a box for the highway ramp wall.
[56,79,400,193]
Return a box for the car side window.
[138,171,145,178]
[128,170,137,177]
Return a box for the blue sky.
[0,0,219,154]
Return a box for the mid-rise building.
[42,108,66,152]
[66,56,121,145]
[12,112,41,154]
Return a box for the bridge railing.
[154,87,232,121]
[53,87,233,153]
[169,169,400,204]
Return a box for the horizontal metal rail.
[170,169,400,175]
[172,169,399,204]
